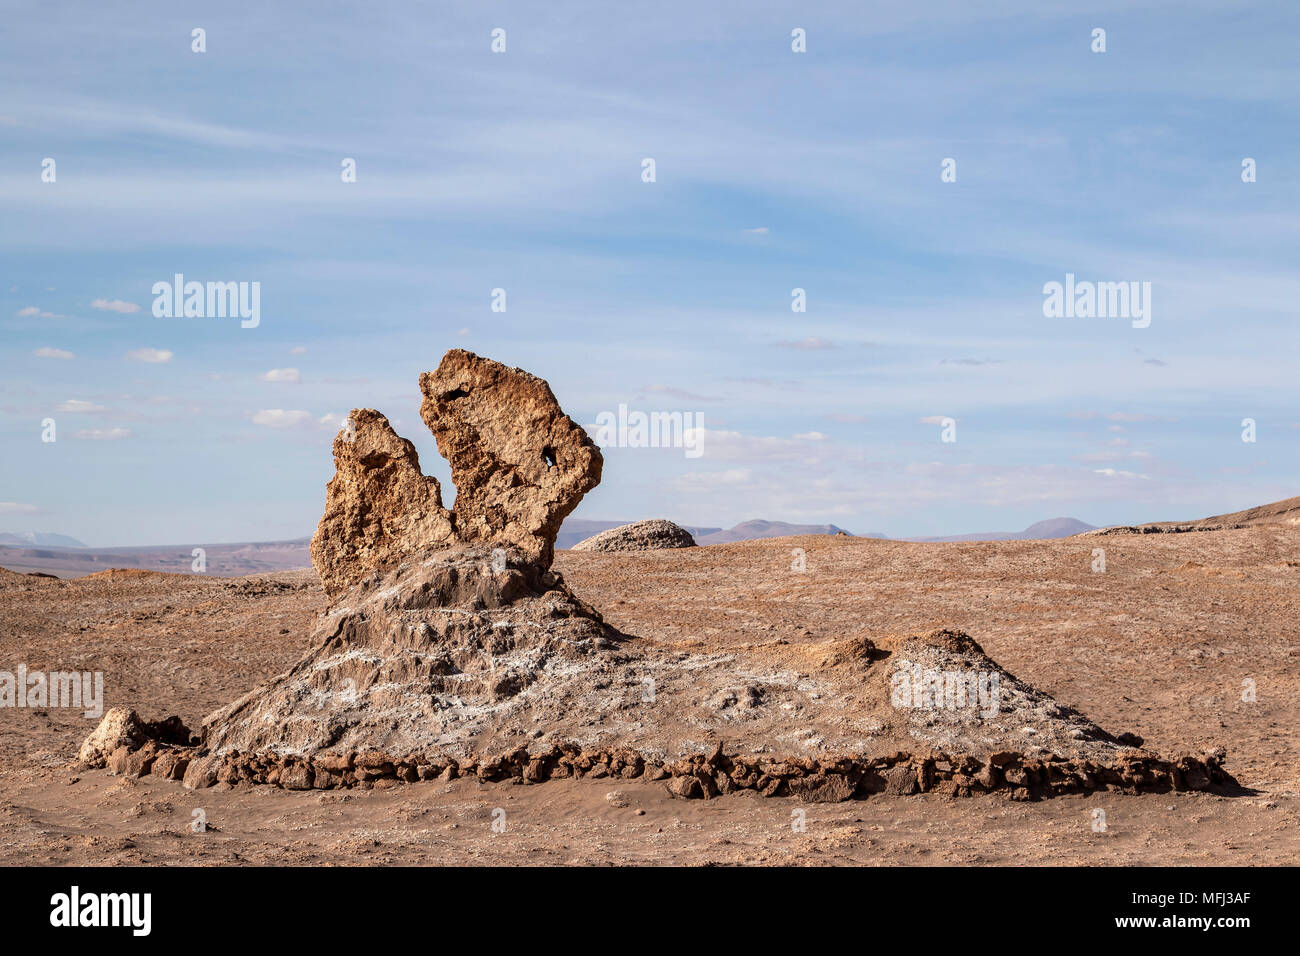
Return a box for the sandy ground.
[1,529,1297,866]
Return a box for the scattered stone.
[78,708,190,769]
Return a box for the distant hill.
[0,531,86,548]
[1200,495,1300,527]
[0,538,310,578]
[696,519,856,545]
[0,512,1122,578]
[901,517,1097,543]
[1091,495,1300,535]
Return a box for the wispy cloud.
[126,348,173,363]
[74,427,132,441]
[92,298,141,314]
[1093,468,1150,480]
[33,347,74,359]
[259,368,301,383]
[55,399,106,413]
[775,337,835,351]
[641,384,718,402]
[251,409,312,428]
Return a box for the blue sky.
[3,0,1298,546]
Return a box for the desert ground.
[1,527,1296,866]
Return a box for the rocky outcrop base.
[90,731,1237,802]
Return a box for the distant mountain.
[902,517,1096,543]
[0,538,309,578]
[696,519,855,545]
[0,513,1109,578]
[0,531,86,548]
[1018,517,1098,538]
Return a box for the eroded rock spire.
[310,349,602,596]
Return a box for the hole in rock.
[542,447,556,471]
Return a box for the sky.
[2,0,1298,547]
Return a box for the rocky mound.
[571,519,697,552]
[198,546,623,761]
[1089,494,1300,535]
[87,613,1236,801]
[80,349,1237,801]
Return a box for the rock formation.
[310,349,601,597]
[198,546,621,760]
[418,351,602,570]
[77,708,191,769]
[79,349,1239,802]
[571,519,697,552]
[196,350,615,759]
[308,408,454,597]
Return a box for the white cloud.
[1070,411,1173,424]
[1093,468,1150,480]
[16,305,56,318]
[74,427,132,441]
[33,347,74,359]
[675,468,754,490]
[260,368,301,383]
[56,399,106,413]
[91,298,141,313]
[0,502,40,515]
[743,226,770,235]
[318,412,347,429]
[775,336,834,350]
[693,428,831,463]
[919,415,954,425]
[252,409,312,428]
[642,383,719,402]
[289,346,308,355]
[1074,449,1153,463]
[126,348,173,363]
[669,459,1172,524]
